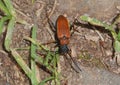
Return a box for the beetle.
[56,15,81,72]
[45,14,82,72]
[56,15,70,54]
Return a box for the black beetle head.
[59,44,69,54]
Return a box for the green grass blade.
[39,77,54,85]
[32,0,35,3]
[0,16,10,35]
[117,31,120,41]
[114,40,120,52]
[31,25,37,59]
[24,36,50,52]
[4,17,15,51]
[80,15,117,39]
[0,0,10,15]
[24,36,44,63]
[32,54,43,64]
[4,0,16,16]
[43,51,52,66]
[80,16,103,26]
[11,49,32,79]
[30,25,39,85]
[80,16,114,31]
[31,59,38,85]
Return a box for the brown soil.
[0,0,120,85]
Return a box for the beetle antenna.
[44,7,56,32]
[65,52,82,72]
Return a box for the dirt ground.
[0,0,120,85]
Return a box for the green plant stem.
[11,49,32,79]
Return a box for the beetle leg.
[41,40,56,45]
[47,18,56,32]
[70,20,81,36]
